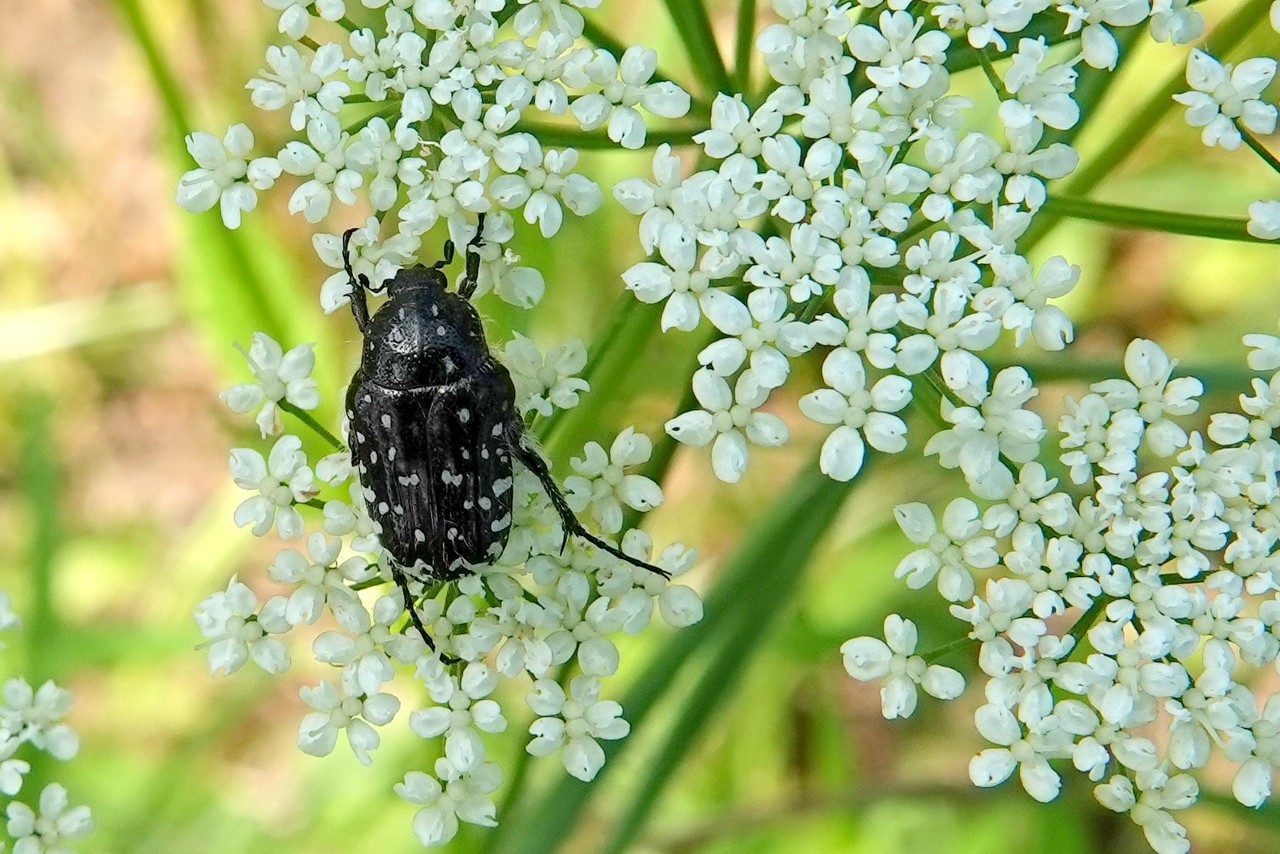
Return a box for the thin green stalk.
[662,0,732,97]
[518,121,703,149]
[734,0,757,94]
[1239,123,1280,176]
[976,48,1008,97]
[1041,196,1266,243]
[280,400,344,449]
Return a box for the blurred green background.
[4,0,1280,851]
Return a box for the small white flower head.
[0,679,81,761]
[841,615,965,718]
[5,783,94,850]
[176,124,279,228]
[268,532,374,631]
[570,46,691,149]
[500,333,590,417]
[1173,49,1279,151]
[396,760,501,848]
[526,675,630,781]
[1247,200,1280,241]
[194,577,291,676]
[664,370,788,483]
[247,43,350,131]
[800,347,912,481]
[229,434,318,539]
[297,673,401,766]
[221,332,320,437]
[564,428,663,534]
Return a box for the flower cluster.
[181,0,1280,850]
[204,322,700,848]
[181,2,710,847]
[0,591,94,851]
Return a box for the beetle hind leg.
[509,430,671,580]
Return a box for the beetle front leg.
[342,227,372,334]
[509,429,671,579]
[458,213,487,301]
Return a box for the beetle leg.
[509,430,671,579]
[390,563,437,651]
[342,228,372,334]
[458,213,486,301]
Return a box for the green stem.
[280,400,344,449]
[518,122,703,149]
[976,48,1008,98]
[1238,123,1280,176]
[661,0,732,98]
[734,0,757,94]
[1041,196,1267,243]
[923,635,976,664]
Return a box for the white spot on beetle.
[398,476,412,486]
[478,497,492,510]
[492,477,513,496]
[356,431,366,442]
[381,414,392,428]
[437,325,446,336]
[388,447,397,461]
[491,424,503,437]
[441,470,463,487]
[414,529,426,543]
[363,394,372,404]
[491,513,511,532]
[408,473,421,486]
[461,449,471,460]
[393,504,405,515]
[370,451,378,463]
[447,526,458,539]
[463,500,474,510]
[378,502,389,514]
[458,408,470,423]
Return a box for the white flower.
[397,761,501,848]
[500,333,589,417]
[526,676,630,781]
[842,615,965,718]
[0,679,80,761]
[664,370,788,483]
[5,783,94,850]
[698,288,814,388]
[491,147,602,237]
[297,675,400,766]
[564,428,663,534]
[1247,200,1280,240]
[194,577,291,676]
[268,533,373,630]
[893,500,998,602]
[410,663,507,774]
[1173,50,1279,151]
[247,43,350,131]
[176,124,279,228]
[800,348,911,481]
[220,332,320,437]
[570,46,691,149]
[229,434,317,539]
[622,228,740,333]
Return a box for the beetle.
[341,217,670,648]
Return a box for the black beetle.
[341,217,670,648]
